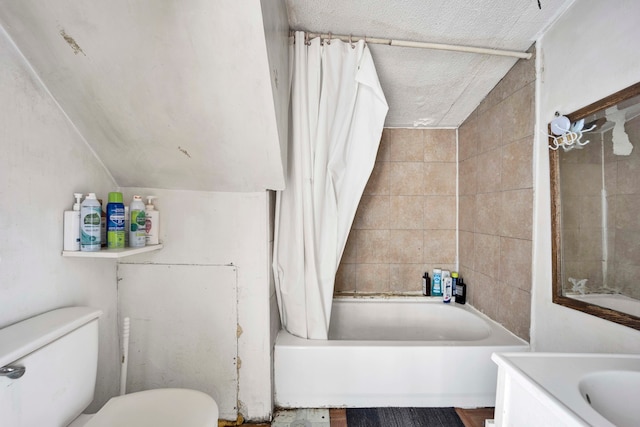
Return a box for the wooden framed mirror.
[550,82,640,331]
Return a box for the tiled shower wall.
[335,49,535,341]
[457,48,535,341]
[335,128,457,294]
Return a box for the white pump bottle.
[144,196,160,245]
[63,193,83,251]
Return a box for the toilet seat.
[79,388,218,427]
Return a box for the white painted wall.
[0,0,286,192]
[119,188,274,422]
[118,263,239,420]
[0,27,120,410]
[532,0,640,352]
[260,0,290,181]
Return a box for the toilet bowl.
[0,307,219,427]
[68,388,218,427]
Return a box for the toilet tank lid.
[0,307,102,367]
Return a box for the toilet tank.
[0,307,102,427]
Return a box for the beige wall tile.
[376,129,391,162]
[497,285,531,341]
[424,195,456,230]
[390,263,425,293]
[459,230,475,270]
[474,233,501,280]
[486,46,535,108]
[424,163,456,195]
[455,54,534,341]
[388,128,425,161]
[502,137,533,190]
[341,229,357,264]
[424,129,456,162]
[476,148,502,193]
[459,157,477,196]
[470,271,498,320]
[356,264,390,293]
[355,229,389,263]
[500,189,533,240]
[501,83,534,144]
[364,162,391,195]
[459,195,476,232]
[390,162,425,195]
[389,230,423,263]
[475,192,502,235]
[458,119,478,161]
[390,196,424,229]
[335,263,356,293]
[338,127,460,295]
[423,229,456,264]
[500,237,532,292]
[477,105,503,154]
[353,195,390,229]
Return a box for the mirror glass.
[550,82,640,330]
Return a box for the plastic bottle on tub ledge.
[431,268,442,296]
[442,271,453,303]
[422,272,430,296]
[451,271,459,298]
[129,195,146,248]
[455,277,467,304]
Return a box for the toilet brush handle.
[120,317,130,396]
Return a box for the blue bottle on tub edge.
[431,268,442,296]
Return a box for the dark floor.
[234,407,494,427]
[333,408,493,427]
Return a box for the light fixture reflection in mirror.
[550,82,640,331]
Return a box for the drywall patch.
[59,29,86,56]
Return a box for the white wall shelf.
[62,244,163,259]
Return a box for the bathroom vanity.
[492,352,640,427]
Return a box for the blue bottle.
[106,192,125,248]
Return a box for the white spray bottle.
[63,193,83,251]
[144,196,160,245]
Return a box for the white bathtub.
[274,297,529,408]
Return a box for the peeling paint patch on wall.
[59,29,85,56]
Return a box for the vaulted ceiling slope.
[0,0,288,192]
[287,0,574,127]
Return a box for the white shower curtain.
[272,32,388,339]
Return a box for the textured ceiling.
[287,0,574,127]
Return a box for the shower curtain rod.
[295,31,532,60]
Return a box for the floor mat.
[346,407,465,427]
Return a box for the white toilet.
[0,307,219,426]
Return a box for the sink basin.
[492,353,640,427]
[579,371,640,427]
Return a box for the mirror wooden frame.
[550,81,640,331]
